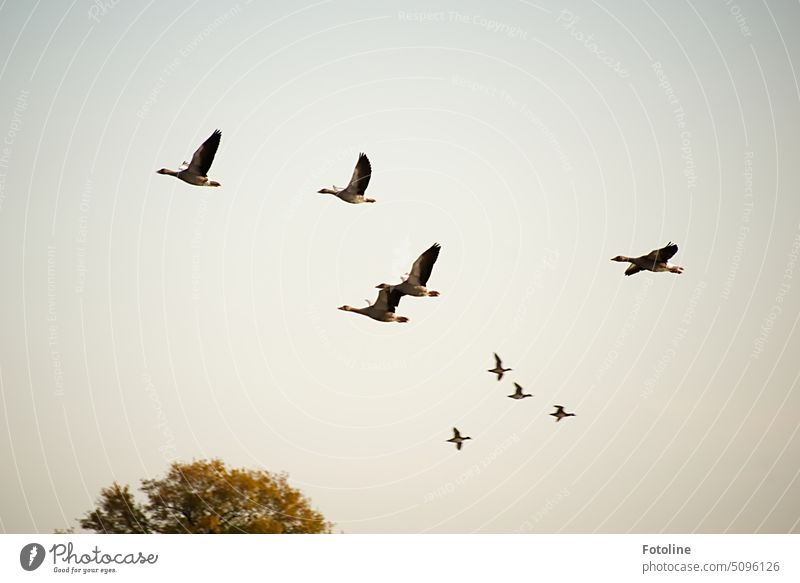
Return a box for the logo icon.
[20,543,46,571]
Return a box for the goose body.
[488,353,512,381]
[550,405,575,422]
[157,130,222,187]
[376,243,441,298]
[446,427,471,451]
[508,382,532,400]
[318,153,375,204]
[338,287,408,323]
[611,242,684,276]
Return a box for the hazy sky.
[1,0,799,534]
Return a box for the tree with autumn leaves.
[73,459,331,534]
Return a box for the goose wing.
[187,130,221,177]
[656,242,679,262]
[513,382,524,395]
[373,286,403,313]
[553,405,565,414]
[493,353,503,368]
[346,153,372,195]
[643,242,678,264]
[625,264,643,276]
[452,427,461,439]
[407,243,441,286]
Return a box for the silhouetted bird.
[338,287,408,323]
[550,405,575,422]
[376,243,441,298]
[446,427,471,451]
[508,382,532,400]
[488,353,511,381]
[157,130,222,187]
[611,242,684,276]
[318,153,375,203]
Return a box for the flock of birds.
[447,354,577,452]
[157,130,686,453]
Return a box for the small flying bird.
[376,243,441,298]
[611,242,684,276]
[446,427,471,451]
[488,353,512,381]
[318,152,375,204]
[338,286,408,323]
[157,130,222,187]
[508,382,532,400]
[550,405,575,422]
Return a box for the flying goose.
[488,353,511,381]
[318,153,375,204]
[446,427,471,451]
[157,130,222,187]
[550,405,575,422]
[611,242,684,276]
[376,243,441,298]
[338,286,408,323]
[508,382,532,400]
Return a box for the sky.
[0,0,799,534]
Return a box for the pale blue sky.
[0,0,799,533]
